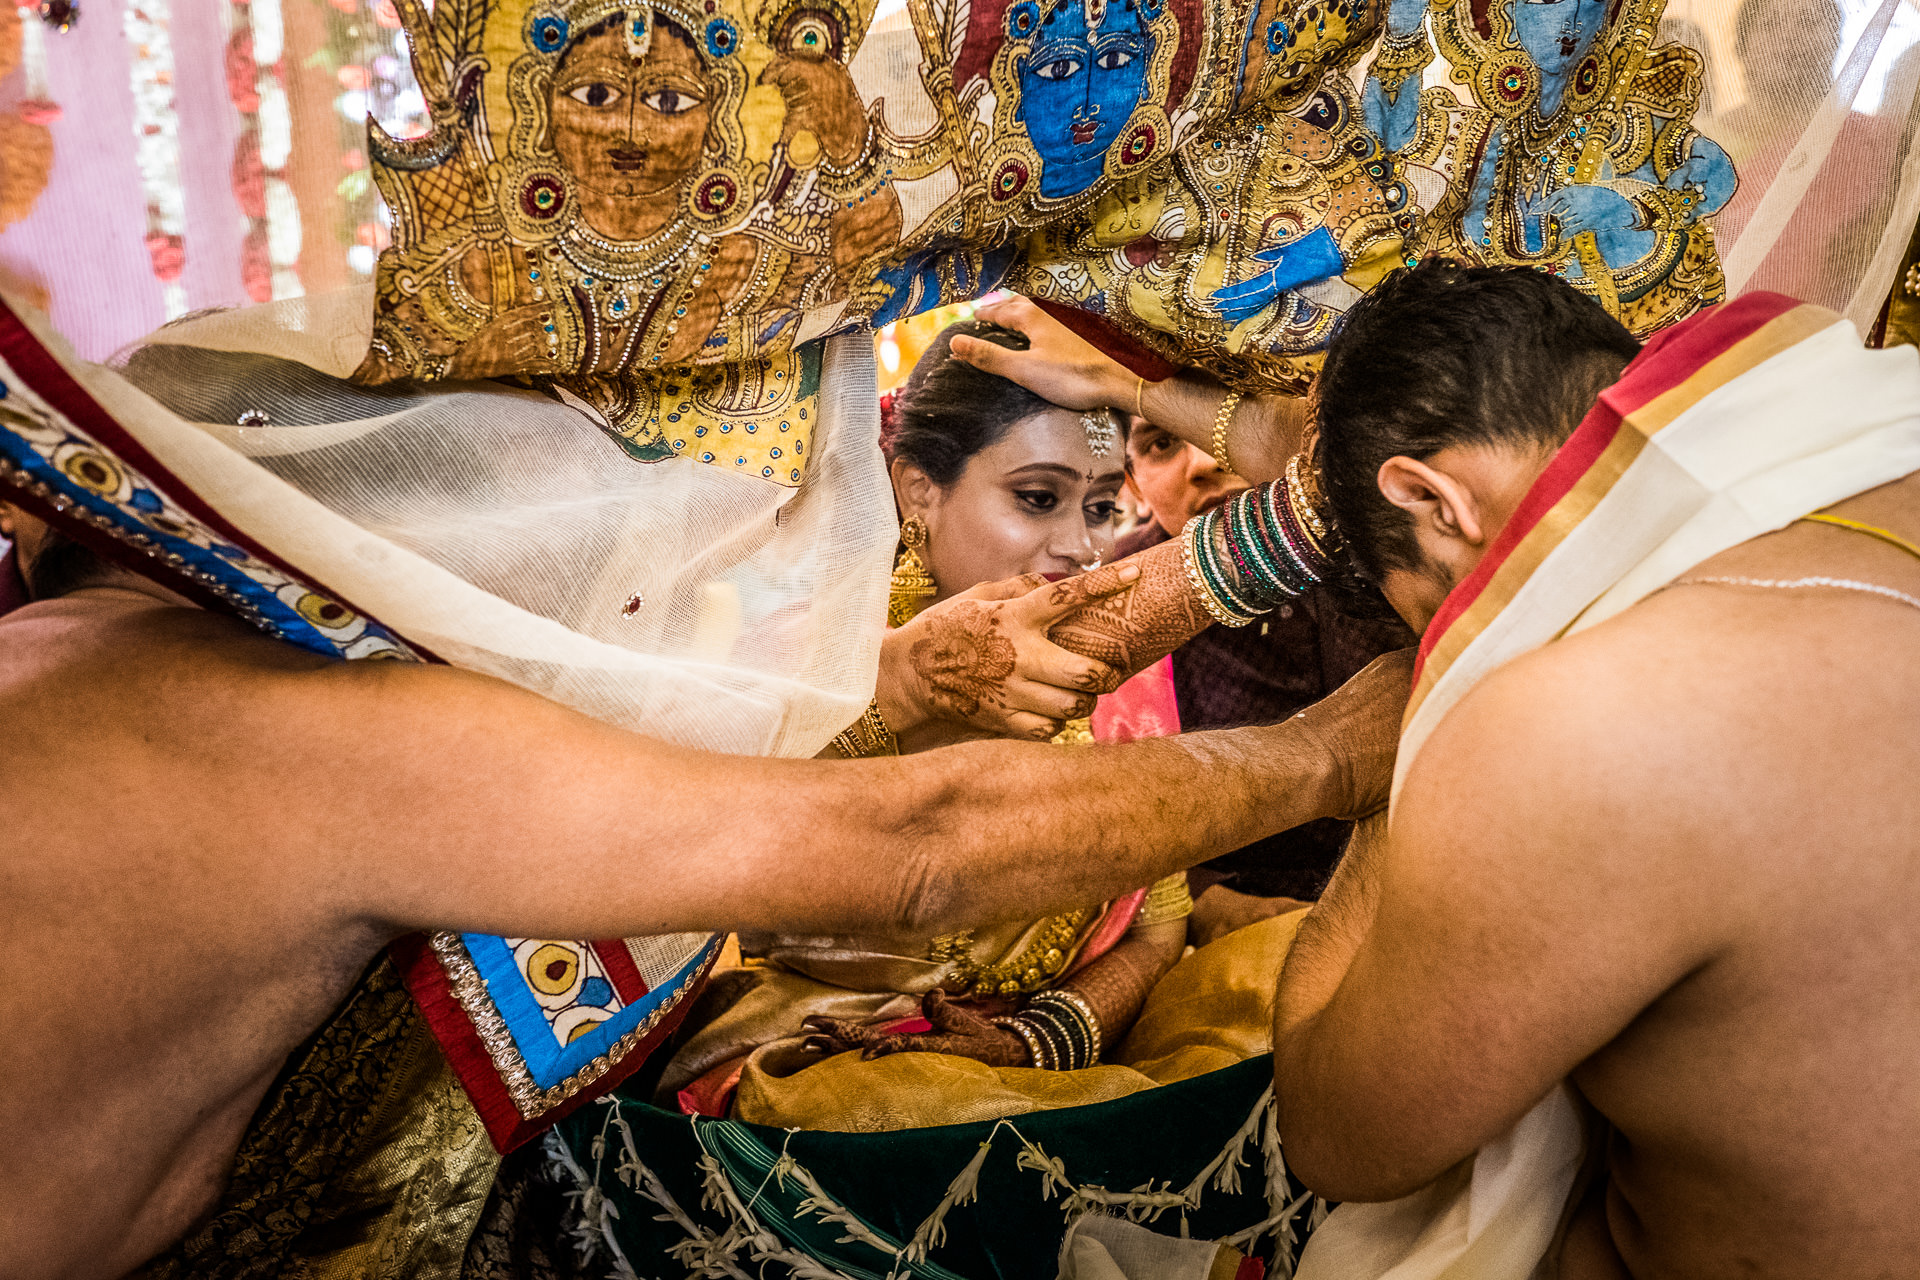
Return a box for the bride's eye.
[1085,500,1118,523]
[567,82,623,107]
[1017,489,1061,512]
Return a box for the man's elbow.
[1273,1064,1457,1203]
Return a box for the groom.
[1271,262,1920,1278]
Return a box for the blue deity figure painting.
[1362,0,1736,322]
[1011,0,1158,198]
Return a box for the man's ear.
[889,457,939,523]
[1376,455,1488,548]
[0,501,16,540]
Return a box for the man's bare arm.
[1271,634,1737,1202]
[254,633,1410,946]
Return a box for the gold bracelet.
[1284,453,1332,553]
[1181,515,1244,627]
[830,699,898,759]
[1133,374,1147,422]
[1211,390,1243,475]
[1137,871,1194,927]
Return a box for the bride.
[661,320,1195,1124]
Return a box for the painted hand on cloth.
[803,989,1029,1068]
[1207,227,1346,326]
[879,564,1140,750]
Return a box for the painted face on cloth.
[547,19,711,213]
[1013,0,1154,198]
[1506,0,1607,114]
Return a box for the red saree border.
[0,296,441,663]
[1412,292,1814,688]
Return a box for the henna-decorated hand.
[877,564,1140,751]
[1048,538,1212,678]
[1290,648,1416,820]
[949,296,1137,413]
[801,990,1030,1067]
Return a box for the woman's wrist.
[873,627,930,740]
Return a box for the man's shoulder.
[1398,594,1757,861]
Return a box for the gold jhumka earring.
[888,515,936,626]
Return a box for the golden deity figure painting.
[357,0,1731,478]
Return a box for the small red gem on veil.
[621,594,644,617]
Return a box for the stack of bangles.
[991,989,1102,1071]
[1183,454,1335,627]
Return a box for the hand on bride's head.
[950,296,1136,414]
[876,563,1138,751]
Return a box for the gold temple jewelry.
[829,699,898,759]
[887,515,937,626]
[1133,374,1147,422]
[1800,513,1920,562]
[1211,390,1243,475]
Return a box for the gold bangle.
[1211,390,1243,475]
[830,699,898,759]
[1284,453,1332,553]
[1133,374,1147,422]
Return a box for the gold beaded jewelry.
[1211,390,1243,475]
[829,699,898,759]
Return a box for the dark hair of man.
[1312,258,1641,586]
[882,319,1061,486]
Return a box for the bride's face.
[912,408,1125,599]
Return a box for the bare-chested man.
[954,270,1920,1277]
[0,505,1405,1280]
[1271,266,1920,1278]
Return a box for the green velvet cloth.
[551,1055,1302,1278]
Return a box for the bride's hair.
[881,319,1056,485]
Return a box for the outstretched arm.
[949,295,1309,485]
[262,635,1411,947]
